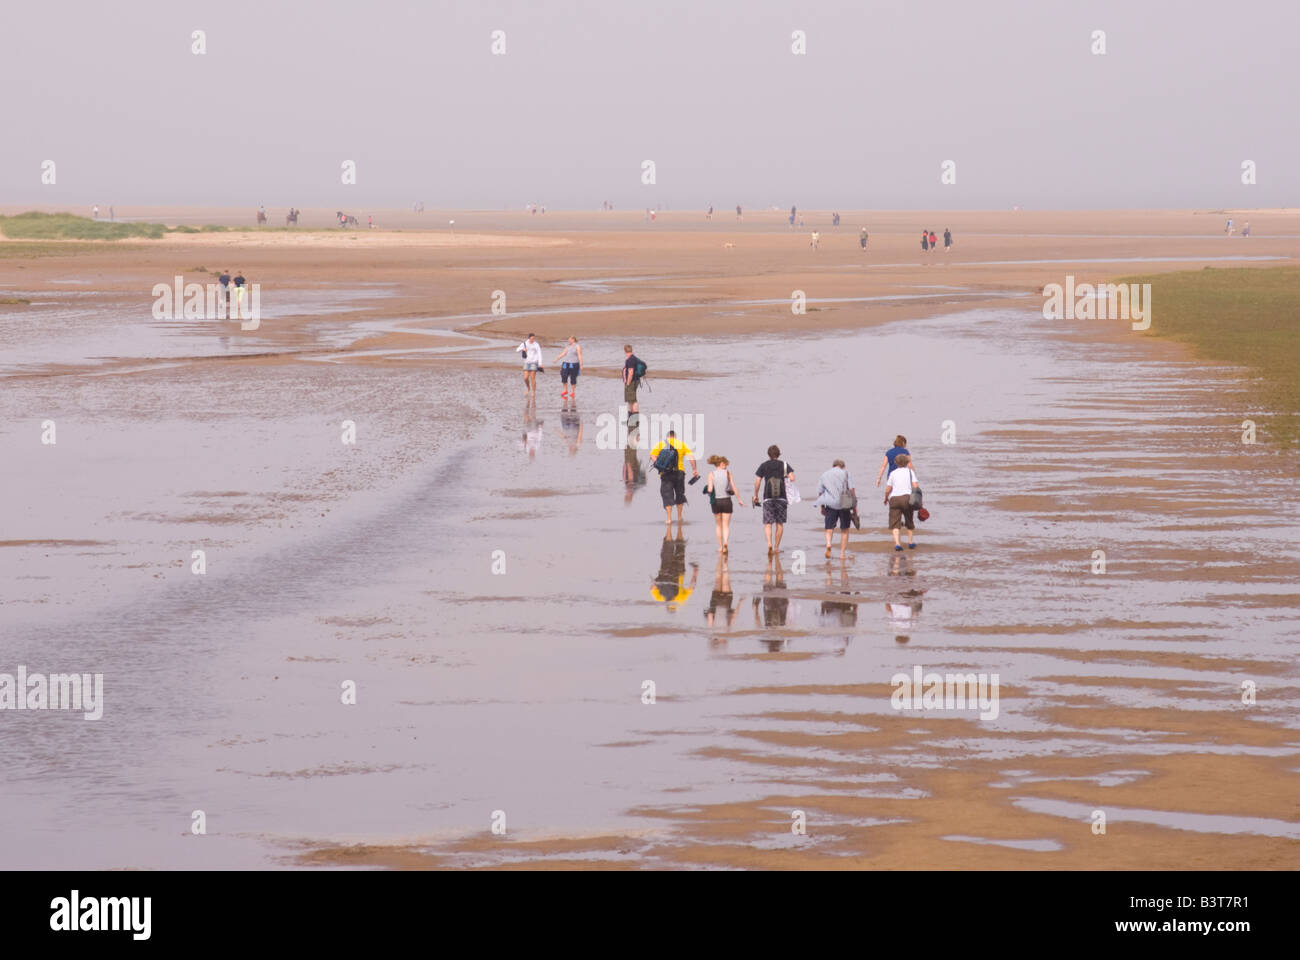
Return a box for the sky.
[4,0,1296,210]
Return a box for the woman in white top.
[883,454,920,551]
[517,333,543,396]
[705,455,746,554]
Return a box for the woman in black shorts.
[554,336,583,399]
[705,455,745,554]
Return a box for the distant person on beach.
[1225,218,1234,235]
[884,454,920,551]
[790,205,797,227]
[817,459,857,560]
[929,230,938,252]
[518,332,543,396]
[92,205,98,220]
[555,336,583,399]
[109,207,114,222]
[860,228,868,250]
[217,269,231,312]
[736,205,742,220]
[622,344,644,417]
[876,435,912,487]
[1242,222,1251,237]
[368,215,374,229]
[232,271,247,317]
[810,231,820,250]
[704,455,745,554]
[753,445,795,557]
[833,212,841,227]
[707,205,713,220]
[921,230,929,252]
[650,429,699,526]
[943,228,952,251]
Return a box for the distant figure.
[1226,218,1235,235]
[540,206,545,214]
[706,205,713,220]
[921,230,929,252]
[109,206,114,222]
[943,228,952,251]
[1242,221,1251,237]
[832,212,840,227]
[645,208,650,222]
[859,228,868,250]
[623,344,644,417]
[368,215,374,229]
[92,205,99,220]
[217,269,231,312]
[810,231,820,250]
[232,270,247,317]
[649,209,656,221]
[798,216,805,227]
[736,205,742,220]
[928,230,937,251]
[790,205,797,224]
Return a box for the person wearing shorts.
[816,459,856,560]
[650,430,698,525]
[753,445,794,557]
[518,333,543,397]
[704,455,745,554]
[884,454,919,551]
[622,344,642,414]
[555,336,583,399]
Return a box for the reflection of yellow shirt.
[651,580,694,608]
[649,437,693,472]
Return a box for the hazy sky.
[6,0,1296,209]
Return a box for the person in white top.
[883,454,920,551]
[518,333,543,396]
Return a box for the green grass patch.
[0,297,31,305]
[1119,266,1300,448]
[0,240,150,259]
[0,212,236,241]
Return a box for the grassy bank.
[1119,266,1300,448]
[0,212,233,241]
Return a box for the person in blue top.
[876,435,912,489]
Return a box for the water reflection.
[521,399,543,459]
[560,399,583,456]
[623,426,647,503]
[704,554,742,632]
[650,524,697,612]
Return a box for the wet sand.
[1,210,1297,869]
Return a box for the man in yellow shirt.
[649,430,699,526]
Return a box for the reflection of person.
[651,526,698,612]
[886,597,923,643]
[623,426,646,503]
[650,430,699,526]
[818,559,858,630]
[704,554,741,629]
[521,401,543,459]
[753,554,789,629]
[559,399,583,455]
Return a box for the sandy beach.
[1,209,1297,869]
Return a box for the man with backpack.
[623,344,646,418]
[649,429,698,526]
[753,445,795,557]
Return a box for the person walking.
[928,230,938,253]
[859,228,868,251]
[753,445,795,557]
[518,333,543,396]
[876,435,912,488]
[232,270,247,319]
[943,227,952,251]
[921,230,929,253]
[217,269,231,315]
[622,344,644,418]
[555,336,583,399]
[704,455,746,554]
[816,458,857,560]
[650,429,699,526]
[884,454,920,551]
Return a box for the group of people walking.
[648,432,926,557]
[921,228,953,252]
